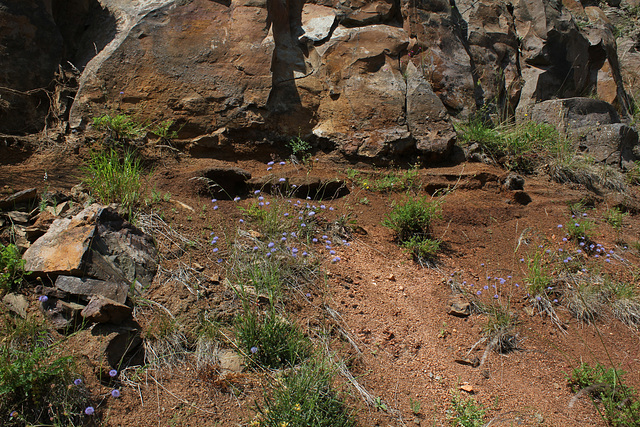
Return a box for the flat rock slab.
[0,188,37,210]
[2,293,29,318]
[23,204,101,276]
[81,295,132,324]
[55,275,128,304]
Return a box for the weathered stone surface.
[85,206,158,287]
[6,211,30,224]
[216,348,244,373]
[71,322,144,373]
[0,1,62,134]
[0,188,38,210]
[448,294,471,317]
[573,124,639,169]
[300,4,336,42]
[2,293,28,318]
[55,275,128,304]
[504,173,525,191]
[41,298,86,332]
[81,295,132,324]
[23,204,100,276]
[528,98,620,132]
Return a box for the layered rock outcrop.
[1,0,637,163]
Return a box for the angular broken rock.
[23,204,158,288]
[81,295,132,324]
[0,188,37,210]
[41,298,86,332]
[22,204,101,276]
[55,275,129,304]
[448,294,471,317]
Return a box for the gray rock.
[84,206,158,288]
[0,188,38,210]
[528,98,620,133]
[41,298,86,332]
[574,124,639,169]
[6,211,31,224]
[91,322,144,370]
[55,275,129,304]
[2,293,29,318]
[504,173,525,191]
[81,295,132,324]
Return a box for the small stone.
[524,307,535,316]
[2,293,29,318]
[399,285,404,292]
[459,383,474,393]
[193,262,205,272]
[0,188,37,209]
[448,294,470,317]
[216,348,244,372]
[388,274,396,281]
[7,211,31,224]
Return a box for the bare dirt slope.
[2,144,639,426]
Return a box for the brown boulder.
[81,295,132,324]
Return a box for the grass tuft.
[253,360,355,427]
[83,148,144,218]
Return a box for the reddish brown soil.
[2,143,640,426]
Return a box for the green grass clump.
[83,148,144,218]
[604,207,627,232]
[0,314,90,425]
[568,363,640,426]
[481,303,518,353]
[347,167,420,193]
[457,118,568,172]
[236,308,311,369]
[92,113,146,143]
[447,392,486,427]
[253,361,355,427]
[525,250,552,299]
[382,196,441,241]
[1,244,27,292]
[605,281,640,328]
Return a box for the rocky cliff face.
[1,0,639,163]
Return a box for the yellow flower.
[280,422,289,427]
[294,403,301,411]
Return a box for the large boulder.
[23,204,158,287]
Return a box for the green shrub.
[92,113,146,143]
[568,362,640,426]
[254,360,355,427]
[382,196,442,242]
[0,244,27,292]
[604,207,627,232]
[150,119,178,141]
[0,315,90,425]
[83,148,144,218]
[236,308,311,369]
[447,392,486,427]
[565,217,595,242]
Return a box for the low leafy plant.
[1,243,27,292]
[0,314,90,425]
[150,119,178,141]
[236,308,311,369]
[287,136,312,160]
[568,362,640,426]
[565,216,595,242]
[83,148,144,218]
[401,235,441,263]
[253,360,355,427]
[92,113,146,143]
[604,207,627,232]
[447,392,486,427]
